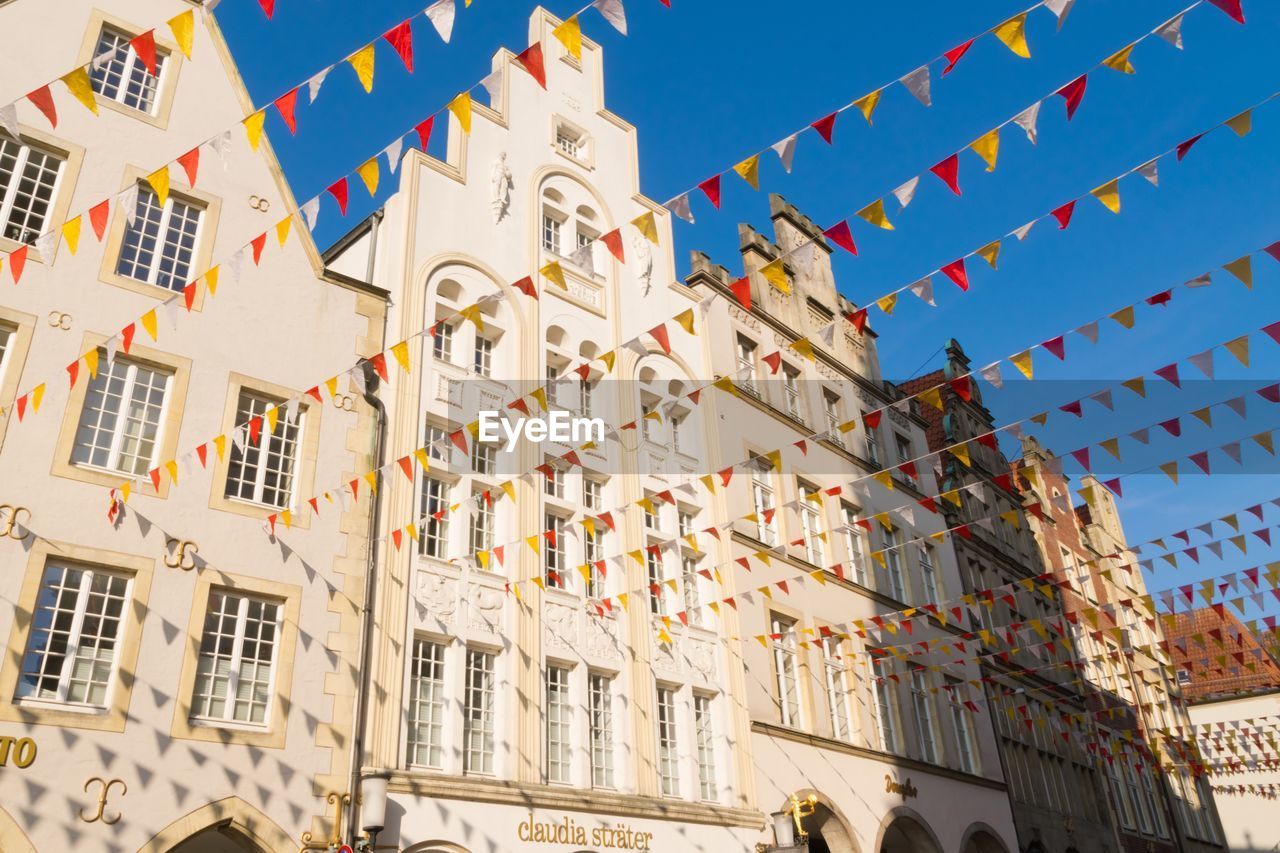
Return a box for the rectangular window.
[575,229,597,274]
[470,438,495,476]
[910,669,938,763]
[407,638,446,768]
[0,325,11,387]
[544,513,565,588]
[872,667,900,754]
[556,127,582,159]
[470,491,494,555]
[224,391,302,510]
[18,563,130,708]
[823,637,851,741]
[883,529,906,601]
[463,648,496,775]
[191,591,281,725]
[589,672,614,788]
[115,185,203,292]
[751,460,776,546]
[545,665,572,783]
[799,485,825,567]
[71,355,171,477]
[694,694,718,801]
[544,364,560,408]
[647,550,665,616]
[919,546,940,604]
[947,677,977,772]
[677,510,695,538]
[782,364,802,419]
[583,478,603,511]
[541,213,561,254]
[894,434,917,487]
[543,459,564,498]
[682,556,702,627]
[432,322,454,362]
[0,136,65,245]
[656,684,680,796]
[640,402,658,443]
[671,415,685,454]
[736,335,758,395]
[863,421,880,465]
[585,530,606,599]
[473,337,493,378]
[425,425,449,461]
[771,614,801,727]
[823,390,843,447]
[419,476,450,559]
[90,26,166,114]
[842,504,868,586]
[579,379,594,418]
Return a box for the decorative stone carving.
[630,231,653,295]
[544,601,576,651]
[727,304,760,331]
[490,152,513,224]
[585,613,622,660]
[687,638,718,681]
[468,582,505,634]
[414,570,458,626]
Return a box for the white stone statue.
[490,151,513,224]
[631,230,653,294]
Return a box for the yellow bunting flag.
[1255,431,1275,455]
[631,211,659,244]
[213,434,227,460]
[876,293,898,315]
[168,10,195,58]
[243,111,266,150]
[1160,461,1179,485]
[140,309,158,341]
[970,128,1000,171]
[599,350,617,373]
[459,304,484,332]
[61,68,98,115]
[872,471,894,490]
[1100,437,1122,460]
[759,258,789,293]
[357,157,380,195]
[733,155,760,189]
[84,349,99,379]
[1223,256,1252,288]
[919,387,943,410]
[1010,350,1033,379]
[1110,306,1135,329]
[1226,109,1253,137]
[30,383,44,412]
[205,266,220,296]
[448,93,472,134]
[530,387,547,412]
[540,260,566,289]
[993,14,1030,58]
[349,44,376,93]
[391,341,411,372]
[951,443,971,467]
[61,216,82,255]
[1225,335,1250,366]
[857,198,893,230]
[853,89,882,123]
[1102,44,1136,74]
[275,216,292,247]
[1122,376,1146,397]
[674,308,695,335]
[265,406,279,433]
[147,166,170,206]
[977,240,1001,268]
[552,15,582,59]
[1092,179,1121,214]
[791,338,814,360]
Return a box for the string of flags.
[1133,494,1280,556]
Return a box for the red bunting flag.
[516,42,547,89]
[196,444,209,467]
[1051,201,1076,230]
[1189,451,1211,474]
[941,258,968,291]
[1056,74,1088,120]
[274,88,299,134]
[1264,241,1280,264]
[130,31,158,76]
[942,39,975,75]
[930,154,961,195]
[247,415,262,445]
[1259,384,1280,403]
[729,277,752,309]
[863,410,883,430]
[1102,478,1122,497]
[1071,448,1091,469]
[1060,400,1083,417]
[649,324,671,355]
[1042,335,1066,360]
[601,228,625,261]
[1146,289,1173,307]
[512,276,537,299]
[718,466,734,485]
[183,282,197,310]
[122,323,136,354]
[1155,363,1181,387]
[250,233,267,265]
[384,20,415,72]
[1160,417,1182,437]
[90,200,111,240]
[811,112,837,144]
[67,360,79,388]
[1176,134,1205,161]
[257,0,275,18]
[8,245,27,284]
[823,220,857,254]
[949,376,972,401]
[449,429,468,454]
[698,175,722,209]
[398,456,414,480]
[847,308,869,333]
[1206,0,1245,23]
[327,177,350,215]
[369,353,389,381]
[415,116,435,151]
[27,85,57,128]
[761,351,782,374]
[177,147,200,186]
[1263,321,1280,344]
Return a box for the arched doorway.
[803,803,858,853]
[959,826,1010,853]
[168,825,264,852]
[879,813,942,853]
[138,797,294,852]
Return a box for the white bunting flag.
[1012,220,1036,241]
[300,197,320,231]
[479,69,503,105]
[817,321,837,348]
[307,67,330,104]
[104,335,120,365]
[119,183,140,228]
[1044,0,1076,29]
[0,103,17,139]
[425,0,456,43]
[33,229,57,259]
[908,277,934,306]
[384,136,404,172]
[1189,350,1215,379]
[1138,159,1160,186]
[1156,14,1185,50]
[892,176,920,208]
[1222,442,1242,465]
[771,134,798,173]
[979,362,1003,389]
[1075,320,1099,343]
[1013,101,1041,144]
[900,66,931,107]
[792,241,818,276]
[592,0,628,35]
[1225,396,1246,418]
[1091,389,1114,410]
[665,194,694,223]
[1185,272,1212,288]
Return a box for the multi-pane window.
[115,185,203,292]
[919,545,940,604]
[656,684,680,796]
[751,459,776,545]
[947,677,977,772]
[583,478,603,511]
[191,591,280,725]
[842,505,868,586]
[822,637,851,741]
[894,434,918,487]
[470,438,495,476]
[556,129,581,159]
[544,365,560,408]
[883,529,906,601]
[419,476,450,559]
[872,666,901,753]
[799,486,825,567]
[71,355,171,477]
[0,136,65,245]
[470,491,494,555]
[694,694,718,801]
[643,495,659,530]
[545,665,572,783]
[640,402,657,443]
[579,379,594,417]
[585,530,606,599]
[575,229,597,274]
[543,459,564,498]
[736,335,758,395]
[473,337,493,378]
[682,556,701,627]
[0,325,12,386]
[541,212,561,254]
[544,513,565,588]
[783,364,802,419]
[589,672,615,788]
[677,510,695,538]
[823,390,843,446]
[647,550,665,616]
[910,668,938,763]
[771,614,801,727]
[425,425,450,461]
[463,648,496,775]
[432,322,454,362]
[863,421,880,465]
[407,638,446,768]
[224,391,302,510]
[17,563,130,708]
[90,26,166,114]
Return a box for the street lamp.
[359,771,392,845]
[758,793,816,852]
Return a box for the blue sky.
[215,0,1280,627]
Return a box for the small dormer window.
[552,119,589,164]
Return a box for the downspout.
[347,210,387,846]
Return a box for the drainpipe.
[347,211,387,847]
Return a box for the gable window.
[0,136,66,245]
[90,26,167,114]
[224,391,301,510]
[72,354,171,477]
[770,613,801,727]
[17,563,131,708]
[115,185,203,292]
[554,122,587,161]
[191,591,280,726]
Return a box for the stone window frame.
[0,123,86,265]
[75,9,185,130]
[0,305,37,453]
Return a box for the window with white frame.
[546,664,572,783]
[418,476,450,559]
[909,668,938,763]
[682,556,701,626]
[17,563,131,708]
[583,477,604,511]
[640,401,658,444]
[671,415,686,455]
[115,185,204,292]
[589,672,615,788]
[555,122,586,160]
[771,613,801,727]
[871,664,901,754]
[0,325,12,386]
[191,590,281,725]
[841,504,868,586]
[643,495,659,530]
[224,391,302,510]
[407,637,446,768]
[90,26,167,114]
[432,322,454,362]
[883,528,906,601]
[544,513,566,588]
[0,135,66,245]
[541,211,562,255]
[470,490,494,555]
[71,354,171,477]
[647,550,665,616]
[823,390,843,446]
[579,378,594,418]
[694,693,718,801]
[463,647,496,775]
[751,457,776,545]
[677,510,695,539]
[656,683,680,796]
[424,424,450,461]
[798,484,825,567]
[919,545,941,604]
[863,420,880,465]
[543,459,564,498]
[575,227,598,274]
[894,433,917,487]
[822,637,852,741]
[585,529,606,599]
[783,364,802,419]
[473,336,493,378]
[736,335,758,395]
[544,364,561,408]
[470,437,495,476]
